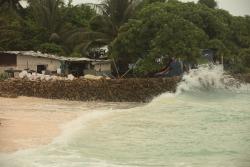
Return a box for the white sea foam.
[150,64,250,106]
[176,64,250,94]
[52,109,113,145]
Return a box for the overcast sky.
[72,0,250,16]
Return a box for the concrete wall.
[0,55,61,74]
[0,55,61,73]
[16,55,61,72]
[94,63,111,73]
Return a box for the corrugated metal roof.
[0,51,110,62]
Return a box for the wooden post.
[112,58,120,79]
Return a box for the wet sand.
[0,97,79,153]
[0,97,140,153]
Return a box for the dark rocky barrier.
[0,78,180,102]
[234,74,250,83]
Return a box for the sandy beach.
[0,97,81,153]
[0,97,139,153]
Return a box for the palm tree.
[0,11,22,50]
[30,0,63,42]
[98,0,137,35]
[0,0,24,11]
[67,0,139,55]
[29,0,77,54]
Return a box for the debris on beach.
[18,70,75,81]
[67,74,75,81]
[17,71,112,81]
[83,74,106,80]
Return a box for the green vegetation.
[0,72,9,81]
[0,0,24,12]
[0,0,250,75]
[37,43,64,55]
[111,0,250,74]
[198,0,217,9]
[0,0,96,55]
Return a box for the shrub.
[37,43,64,55]
[0,73,9,81]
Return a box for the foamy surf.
[176,64,250,94]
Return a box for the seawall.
[0,78,180,102]
[234,74,250,83]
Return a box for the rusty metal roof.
[0,51,111,63]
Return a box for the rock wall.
[0,78,180,102]
[234,74,250,83]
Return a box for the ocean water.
[1,65,250,167]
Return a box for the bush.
[228,64,250,74]
[70,52,83,57]
[0,73,9,81]
[37,43,64,55]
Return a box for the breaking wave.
[176,64,250,94]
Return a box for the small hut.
[0,51,111,77]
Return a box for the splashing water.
[1,65,250,167]
[176,65,248,94]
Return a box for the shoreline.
[0,96,139,153]
[0,97,80,153]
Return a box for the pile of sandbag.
[83,74,108,80]
[18,71,75,81]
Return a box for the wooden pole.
[112,58,120,78]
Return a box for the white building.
[0,51,112,77]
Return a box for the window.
[0,53,17,66]
[37,65,47,74]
